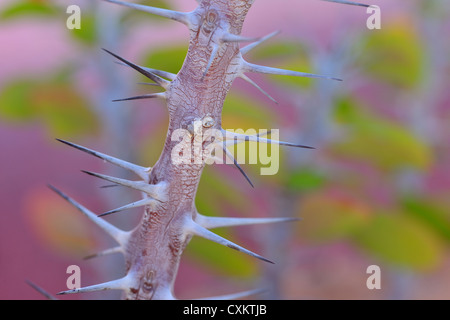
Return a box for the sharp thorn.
[202,44,219,80]
[243,61,342,82]
[57,276,130,295]
[195,213,301,229]
[221,33,260,43]
[103,0,194,26]
[222,146,254,188]
[98,197,156,217]
[100,184,120,189]
[81,170,162,198]
[83,246,123,260]
[320,0,370,8]
[240,30,281,55]
[187,220,274,264]
[115,61,177,81]
[26,280,58,300]
[47,185,128,245]
[112,92,166,102]
[55,139,150,181]
[222,130,315,149]
[102,48,171,88]
[239,74,278,104]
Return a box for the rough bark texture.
[121,1,252,300]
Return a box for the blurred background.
[1,0,449,300]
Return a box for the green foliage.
[332,96,433,171]
[402,197,450,242]
[70,13,97,45]
[355,21,425,89]
[0,0,56,21]
[142,44,187,75]
[0,75,99,137]
[286,167,326,192]
[354,213,444,271]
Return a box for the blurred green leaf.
[142,44,187,75]
[332,96,433,171]
[121,0,174,25]
[246,40,313,88]
[196,168,249,216]
[222,92,274,130]
[0,81,36,121]
[356,22,425,89]
[32,82,99,136]
[402,197,450,242]
[354,213,443,271]
[297,191,370,243]
[286,167,326,192]
[0,75,99,137]
[0,0,56,20]
[70,13,97,45]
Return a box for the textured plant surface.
[46,0,348,300]
[3,0,450,301]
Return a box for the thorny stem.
[51,0,351,299]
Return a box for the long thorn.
[26,280,58,300]
[221,33,260,43]
[222,130,315,149]
[243,61,342,82]
[56,139,150,181]
[81,170,163,198]
[240,30,280,55]
[239,74,278,104]
[57,276,130,295]
[202,44,219,80]
[103,0,194,26]
[320,0,370,8]
[98,197,156,217]
[48,185,128,244]
[195,213,301,229]
[222,146,254,188]
[102,48,171,88]
[115,61,177,81]
[84,246,123,260]
[186,220,274,264]
[112,92,166,102]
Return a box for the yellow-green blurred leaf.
[356,21,425,89]
[354,213,444,271]
[222,92,274,130]
[0,0,56,21]
[286,167,326,192]
[31,82,99,137]
[143,44,187,75]
[70,13,97,45]
[402,197,450,242]
[331,96,433,171]
[0,81,36,121]
[297,191,371,243]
